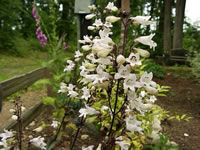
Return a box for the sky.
[185,0,200,24]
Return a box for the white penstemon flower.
[51,120,59,128]
[75,50,83,58]
[106,16,120,23]
[79,35,92,44]
[0,129,13,140]
[11,115,18,120]
[123,74,141,91]
[126,53,142,67]
[130,16,152,25]
[93,19,103,27]
[64,60,75,72]
[140,72,157,87]
[105,2,118,12]
[79,104,100,118]
[88,5,96,11]
[58,82,67,93]
[81,86,91,100]
[82,145,94,150]
[66,84,78,98]
[115,140,130,150]
[30,136,46,150]
[135,34,157,50]
[125,115,143,133]
[85,14,96,20]
[114,64,131,79]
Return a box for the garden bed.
[1,68,200,150]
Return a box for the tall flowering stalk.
[32,5,47,47]
[58,2,167,150]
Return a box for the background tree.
[173,0,186,49]
[163,0,172,57]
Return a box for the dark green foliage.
[183,23,200,54]
[144,134,179,150]
[144,60,165,79]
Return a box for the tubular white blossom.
[105,2,118,12]
[114,64,131,79]
[88,26,95,30]
[82,145,94,150]
[51,121,59,128]
[79,104,100,118]
[88,5,96,10]
[115,141,130,150]
[106,16,120,23]
[85,14,96,20]
[126,53,142,67]
[82,45,91,51]
[125,116,143,133]
[135,34,157,50]
[117,54,126,65]
[93,19,103,27]
[64,60,75,72]
[134,48,150,58]
[130,16,152,25]
[0,129,13,140]
[30,136,46,150]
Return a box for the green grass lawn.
[0,51,48,82]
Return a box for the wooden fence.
[0,67,48,111]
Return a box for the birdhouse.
[74,0,94,14]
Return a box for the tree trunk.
[163,0,172,55]
[173,0,186,49]
[119,0,130,55]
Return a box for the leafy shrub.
[144,134,179,150]
[189,53,200,78]
[144,60,165,79]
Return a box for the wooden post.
[44,68,55,97]
[121,0,130,12]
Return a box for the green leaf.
[42,96,56,108]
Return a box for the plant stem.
[16,96,22,150]
[108,80,120,136]
[54,112,67,140]
[70,117,84,150]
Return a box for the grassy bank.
[0,51,48,81]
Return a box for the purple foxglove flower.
[36,27,40,35]
[64,43,67,49]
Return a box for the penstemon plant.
[0,2,179,150]
[58,2,171,150]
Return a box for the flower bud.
[21,106,26,112]
[88,26,95,30]
[106,16,120,23]
[117,55,126,65]
[88,5,96,10]
[142,103,152,110]
[85,63,96,69]
[82,45,91,51]
[9,109,15,113]
[145,86,158,95]
[134,48,150,58]
[33,126,43,133]
[12,115,18,120]
[85,14,96,20]
[96,81,110,90]
[81,135,89,140]
[96,144,102,150]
